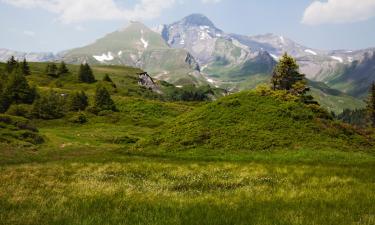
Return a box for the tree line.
[0,57,116,121]
[341,82,375,128]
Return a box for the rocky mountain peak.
[179,13,217,28]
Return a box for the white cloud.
[23,30,36,37]
[201,0,221,3]
[302,0,375,25]
[1,0,176,23]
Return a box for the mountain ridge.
[1,13,374,102]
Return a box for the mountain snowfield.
[1,14,375,100]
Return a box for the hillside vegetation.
[133,90,372,157]
[0,60,375,225]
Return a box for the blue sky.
[1,0,375,52]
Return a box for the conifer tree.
[271,53,312,103]
[4,68,36,105]
[367,82,375,127]
[20,58,31,76]
[0,91,11,113]
[46,63,58,77]
[32,90,65,119]
[6,56,18,74]
[67,91,89,111]
[78,63,96,83]
[94,86,116,112]
[103,74,113,83]
[57,61,69,75]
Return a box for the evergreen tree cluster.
[1,57,115,120]
[46,61,69,77]
[5,56,31,76]
[32,86,116,119]
[162,83,214,101]
[0,57,36,113]
[337,109,368,128]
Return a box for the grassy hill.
[133,90,371,158]
[0,62,375,225]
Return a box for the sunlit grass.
[1,159,374,225]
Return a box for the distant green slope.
[325,52,375,98]
[309,81,365,114]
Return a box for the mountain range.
[1,13,374,111]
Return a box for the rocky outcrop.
[138,72,162,94]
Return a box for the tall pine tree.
[78,63,96,83]
[271,53,312,103]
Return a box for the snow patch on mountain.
[331,56,343,63]
[279,36,285,44]
[93,52,114,62]
[141,38,149,48]
[270,54,279,60]
[118,51,123,56]
[140,29,149,49]
[206,78,214,83]
[199,31,211,40]
[305,49,317,56]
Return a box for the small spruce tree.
[46,63,58,77]
[57,61,69,75]
[94,86,116,112]
[67,91,89,111]
[6,56,18,74]
[103,74,113,83]
[78,63,96,83]
[20,58,31,76]
[4,68,36,105]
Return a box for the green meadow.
[0,62,374,225]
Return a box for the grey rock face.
[161,14,275,82]
[138,72,162,94]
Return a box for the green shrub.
[32,90,66,120]
[6,104,32,118]
[69,112,88,124]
